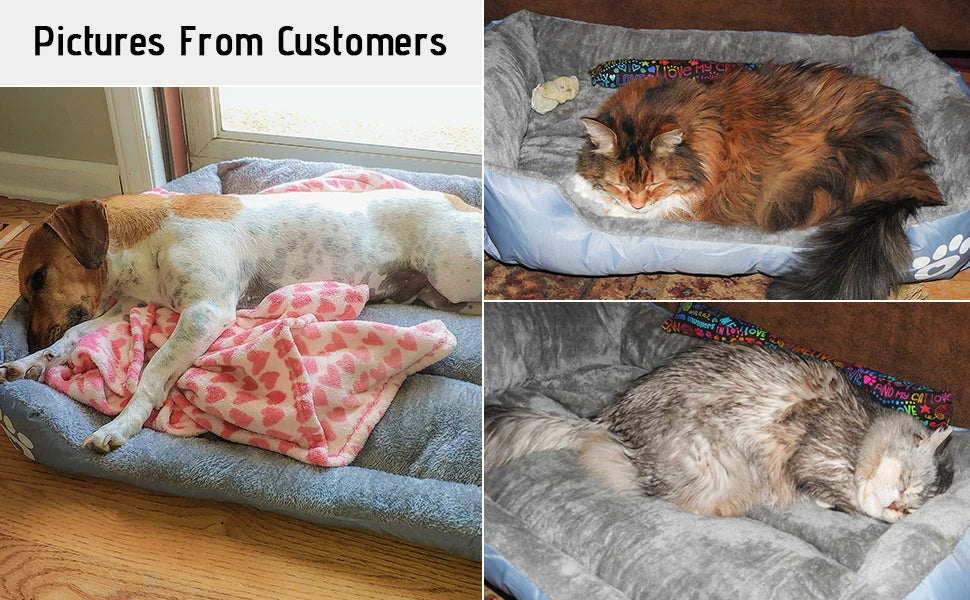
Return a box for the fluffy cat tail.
[484,405,641,494]
[766,172,944,299]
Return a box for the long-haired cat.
[573,62,944,299]
[484,344,954,522]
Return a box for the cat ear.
[651,128,684,156]
[580,118,617,154]
[919,427,953,455]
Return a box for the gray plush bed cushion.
[167,156,482,208]
[484,10,970,243]
[0,158,483,559]
[483,302,970,598]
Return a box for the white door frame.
[104,87,169,193]
[181,87,481,177]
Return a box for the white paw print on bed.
[0,407,35,461]
[912,234,970,280]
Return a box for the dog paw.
[0,350,58,383]
[0,363,24,382]
[82,427,130,453]
[912,233,970,280]
[0,361,43,382]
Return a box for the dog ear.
[45,199,109,270]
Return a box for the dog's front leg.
[0,297,141,382]
[82,300,236,453]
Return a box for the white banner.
[3,0,483,85]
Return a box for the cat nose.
[876,488,899,508]
[889,501,898,511]
[630,196,648,210]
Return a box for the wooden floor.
[0,196,481,599]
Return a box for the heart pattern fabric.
[45,282,456,466]
[256,168,418,194]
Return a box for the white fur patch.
[858,456,903,521]
[578,435,641,495]
[571,174,615,211]
[569,174,698,220]
[643,193,698,220]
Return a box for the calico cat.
[484,344,954,522]
[573,62,944,300]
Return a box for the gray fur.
[484,302,970,599]
[486,343,953,522]
[484,404,636,494]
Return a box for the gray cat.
[485,344,954,522]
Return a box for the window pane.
[218,87,481,155]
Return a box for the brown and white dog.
[0,189,482,452]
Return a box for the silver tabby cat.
[485,344,954,522]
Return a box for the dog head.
[19,200,109,351]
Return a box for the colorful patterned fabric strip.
[662,302,952,428]
[589,59,851,88]
[589,59,759,87]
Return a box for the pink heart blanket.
[45,282,456,466]
[144,167,419,197]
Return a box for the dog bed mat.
[484,11,970,283]
[0,157,483,560]
[483,302,970,599]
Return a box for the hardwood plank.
[0,196,53,226]
[0,410,479,599]
[923,267,970,300]
[0,198,53,320]
[0,221,29,251]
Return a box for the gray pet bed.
[0,158,483,560]
[483,302,970,599]
[484,11,970,281]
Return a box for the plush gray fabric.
[0,158,483,559]
[486,498,629,600]
[484,11,970,243]
[483,302,632,393]
[483,302,970,598]
[167,157,483,208]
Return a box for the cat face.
[576,117,703,217]
[857,427,953,523]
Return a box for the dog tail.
[484,405,641,494]
[766,171,944,299]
